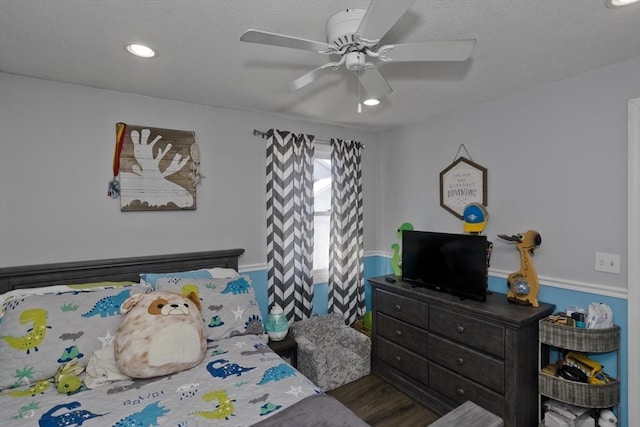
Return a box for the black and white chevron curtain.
[266,129,315,322]
[328,138,365,325]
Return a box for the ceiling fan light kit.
[345,52,367,72]
[240,0,476,105]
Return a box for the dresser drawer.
[428,334,504,394]
[429,306,504,358]
[377,312,428,357]
[376,289,428,329]
[429,362,504,419]
[377,337,428,384]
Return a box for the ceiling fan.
[240,0,476,100]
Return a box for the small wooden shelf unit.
[537,318,620,423]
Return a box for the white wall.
[377,57,640,291]
[2,56,638,289]
[0,72,379,267]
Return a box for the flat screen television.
[401,230,488,301]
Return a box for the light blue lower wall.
[242,255,386,320]
[242,254,627,425]
[242,269,269,319]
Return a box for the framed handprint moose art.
[114,123,199,211]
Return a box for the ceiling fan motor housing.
[326,9,366,49]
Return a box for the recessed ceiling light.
[363,98,380,106]
[606,0,639,7]
[126,43,157,58]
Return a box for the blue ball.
[511,278,530,296]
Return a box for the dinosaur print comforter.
[0,335,322,426]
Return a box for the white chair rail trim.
[239,256,628,300]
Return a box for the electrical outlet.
[595,252,621,274]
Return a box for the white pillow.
[207,267,240,279]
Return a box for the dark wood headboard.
[0,249,244,294]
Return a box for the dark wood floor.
[328,374,440,426]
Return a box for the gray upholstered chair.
[291,313,371,391]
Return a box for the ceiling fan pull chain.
[357,71,362,114]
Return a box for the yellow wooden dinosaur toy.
[497,230,541,307]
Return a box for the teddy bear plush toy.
[114,290,206,378]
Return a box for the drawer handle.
[396,330,402,336]
[456,357,464,366]
[457,388,465,396]
[394,304,401,311]
[456,325,465,333]
[395,356,402,362]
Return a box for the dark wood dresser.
[369,276,555,427]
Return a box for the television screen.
[401,230,488,301]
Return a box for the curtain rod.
[253,129,364,148]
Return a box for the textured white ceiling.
[0,0,638,130]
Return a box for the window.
[313,147,331,283]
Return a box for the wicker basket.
[539,318,620,352]
[538,372,619,408]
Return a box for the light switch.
[595,252,621,274]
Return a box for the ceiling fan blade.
[283,65,337,92]
[357,0,416,41]
[240,29,333,53]
[357,67,393,99]
[380,40,477,62]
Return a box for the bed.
[0,249,369,426]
